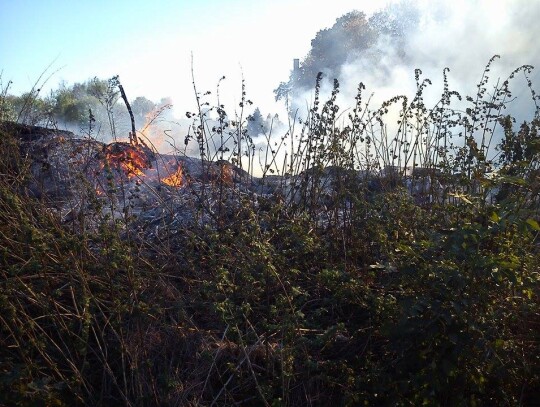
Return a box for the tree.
[300,11,375,89]
[51,80,105,127]
[275,3,418,101]
[131,96,156,127]
[247,107,267,136]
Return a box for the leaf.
[448,192,472,204]
[526,218,540,231]
[368,263,385,270]
[498,175,527,186]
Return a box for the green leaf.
[489,212,500,223]
[498,175,527,186]
[525,218,540,231]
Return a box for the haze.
[1,0,538,121]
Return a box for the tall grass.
[1,57,539,405]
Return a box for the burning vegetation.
[102,142,153,178]
[161,164,184,187]
[101,142,187,188]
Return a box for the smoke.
[291,0,540,125]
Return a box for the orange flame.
[104,144,150,178]
[162,165,184,187]
[138,102,173,152]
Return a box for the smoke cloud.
[290,0,539,124]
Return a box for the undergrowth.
[0,57,539,406]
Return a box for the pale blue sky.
[1,0,383,114]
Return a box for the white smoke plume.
[291,0,539,123]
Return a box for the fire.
[104,143,151,178]
[138,102,173,152]
[101,141,186,188]
[162,165,184,187]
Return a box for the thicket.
[0,57,539,406]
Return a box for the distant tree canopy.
[275,3,418,100]
[246,107,283,137]
[2,77,160,135]
[132,96,156,125]
[52,79,108,125]
[299,11,375,90]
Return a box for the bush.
[0,58,539,405]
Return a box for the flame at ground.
[104,143,150,178]
[162,165,184,187]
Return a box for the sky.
[1,0,384,115]
[1,0,539,126]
